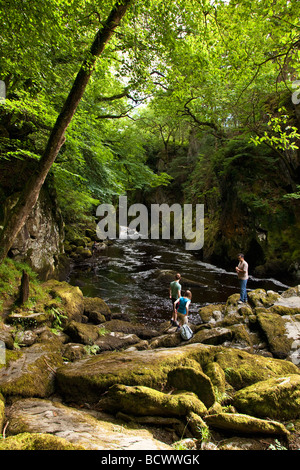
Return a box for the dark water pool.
[68,238,290,329]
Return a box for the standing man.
[169,273,181,325]
[236,253,249,304]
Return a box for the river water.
[68,237,291,329]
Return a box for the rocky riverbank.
[0,277,300,450]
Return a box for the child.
[169,273,181,325]
[174,290,192,329]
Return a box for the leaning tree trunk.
[0,0,132,264]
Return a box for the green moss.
[234,375,300,420]
[166,367,216,408]
[215,347,299,390]
[0,432,85,450]
[98,384,208,417]
[205,413,289,436]
[256,308,292,358]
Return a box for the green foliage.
[250,108,300,152]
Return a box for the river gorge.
[68,237,290,329]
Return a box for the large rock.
[83,297,111,323]
[56,344,214,403]
[256,308,294,359]
[43,280,84,322]
[166,367,216,408]
[98,384,208,417]
[56,343,300,404]
[6,398,172,450]
[0,342,63,398]
[213,347,300,390]
[205,413,289,436]
[64,320,103,345]
[233,374,300,420]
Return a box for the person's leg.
[239,279,248,302]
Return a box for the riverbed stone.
[63,320,104,345]
[98,384,208,417]
[166,367,216,408]
[214,347,300,390]
[5,398,172,450]
[233,374,300,420]
[0,342,63,398]
[103,319,160,340]
[189,326,233,346]
[198,304,225,324]
[256,308,293,359]
[43,280,84,322]
[83,296,111,322]
[205,412,289,436]
[56,344,214,403]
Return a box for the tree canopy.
[0,0,299,263]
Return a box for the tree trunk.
[0,0,132,264]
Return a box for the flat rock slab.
[6,398,172,450]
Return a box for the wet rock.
[6,398,171,450]
[233,374,300,420]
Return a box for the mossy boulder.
[83,297,111,323]
[256,308,293,358]
[198,304,225,324]
[56,344,215,403]
[43,280,84,322]
[233,374,300,420]
[189,327,233,346]
[64,320,104,346]
[98,384,208,417]
[56,343,300,404]
[166,367,216,408]
[0,342,63,398]
[248,289,280,308]
[205,413,289,436]
[203,361,226,397]
[214,347,300,390]
[0,432,85,450]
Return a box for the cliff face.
[0,157,65,280]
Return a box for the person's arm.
[186,300,191,315]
